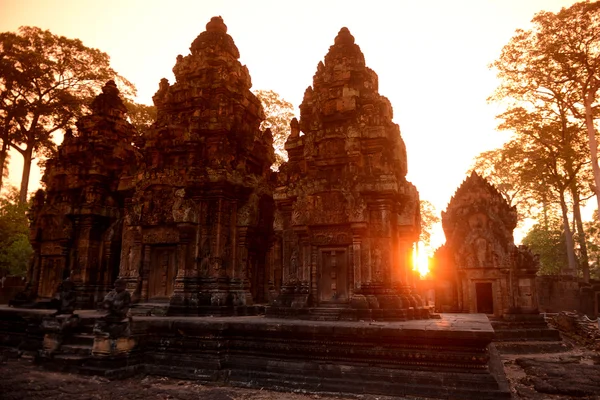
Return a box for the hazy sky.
[0,0,582,247]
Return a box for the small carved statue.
[51,278,77,316]
[93,278,132,338]
[9,282,34,307]
[39,278,80,357]
[101,278,131,321]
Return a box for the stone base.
[0,307,509,399]
[92,336,137,356]
[42,333,61,355]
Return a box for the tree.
[0,26,135,203]
[124,100,156,142]
[584,210,600,279]
[254,89,296,169]
[522,214,569,276]
[0,185,31,276]
[470,146,540,225]
[490,1,600,218]
[498,103,592,277]
[419,200,440,247]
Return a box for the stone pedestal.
[92,336,137,357]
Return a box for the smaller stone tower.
[28,81,139,307]
[437,172,540,316]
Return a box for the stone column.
[140,245,151,301]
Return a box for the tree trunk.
[571,183,590,282]
[0,139,9,192]
[19,145,33,204]
[583,96,600,220]
[559,191,578,275]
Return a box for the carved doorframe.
[317,246,350,305]
[147,245,178,301]
[471,279,498,315]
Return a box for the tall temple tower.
[118,17,275,315]
[269,28,425,320]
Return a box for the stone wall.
[536,275,600,316]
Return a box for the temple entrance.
[318,249,348,304]
[148,246,177,300]
[475,282,494,314]
[39,257,65,298]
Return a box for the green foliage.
[522,216,568,276]
[0,186,32,276]
[254,89,296,169]
[419,200,439,247]
[0,26,136,202]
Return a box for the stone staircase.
[491,314,568,354]
[307,307,343,321]
[42,317,95,372]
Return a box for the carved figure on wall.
[290,248,299,282]
[475,237,488,267]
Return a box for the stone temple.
[118,16,275,314]
[434,172,539,316]
[268,27,424,320]
[1,17,511,400]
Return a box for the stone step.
[60,344,92,356]
[307,308,342,321]
[493,328,561,341]
[69,333,95,346]
[494,340,573,355]
[130,303,169,316]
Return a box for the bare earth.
[501,339,600,400]
[0,358,406,400]
[1,340,599,400]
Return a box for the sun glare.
[412,242,430,278]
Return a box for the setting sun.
[413,242,430,278]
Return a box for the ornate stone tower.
[28,81,139,307]
[438,172,540,316]
[118,17,275,314]
[268,28,424,320]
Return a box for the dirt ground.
[0,358,404,400]
[1,341,599,400]
[501,338,600,399]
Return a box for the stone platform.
[0,307,509,399]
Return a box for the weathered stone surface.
[268,27,423,319]
[435,172,540,316]
[119,17,275,314]
[0,307,510,399]
[27,80,139,307]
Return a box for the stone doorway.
[476,282,494,314]
[318,249,348,304]
[148,246,177,301]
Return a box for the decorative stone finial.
[206,16,227,33]
[334,27,355,45]
[90,80,127,116]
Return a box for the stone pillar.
[140,245,151,301]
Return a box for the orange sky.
[0,0,583,248]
